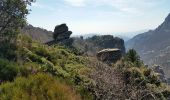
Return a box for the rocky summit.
[46,24,73,46]
[97,48,122,64]
[53,24,72,41]
[73,35,125,56]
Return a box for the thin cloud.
[63,0,161,14]
[32,3,55,11]
[64,0,85,7]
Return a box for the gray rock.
[56,31,72,41]
[54,24,68,34]
[53,24,72,41]
[97,48,122,64]
[153,65,167,83]
[46,23,73,46]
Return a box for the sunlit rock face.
[97,48,122,64]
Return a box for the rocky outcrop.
[97,48,122,64]
[153,65,167,83]
[53,24,72,41]
[89,35,125,54]
[73,35,125,56]
[46,24,73,46]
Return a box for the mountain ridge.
[126,13,170,78]
[22,25,53,43]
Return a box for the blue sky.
[27,0,170,36]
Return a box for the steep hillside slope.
[0,34,170,100]
[22,25,53,43]
[126,13,170,78]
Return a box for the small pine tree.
[125,49,142,67]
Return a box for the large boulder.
[53,24,72,41]
[97,48,122,64]
[46,24,73,46]
[54,24,68,33]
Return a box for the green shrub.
[0,59,19,81]
[0,41,17,60]
[125,67,145,84]
[16,35,93,99]
[0,73,81,100]
[125,49,143,67]
[162,89,170,98]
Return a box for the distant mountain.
[22,25,53,43]
[72,33,99,39]
[126,13,170,78]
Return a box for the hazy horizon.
[27,0,170,36]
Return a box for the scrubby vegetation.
[0,34,93,99]
[0,73,81,100]
[0,0,170,100]
[0,34,170,99]
[0,59,19,82]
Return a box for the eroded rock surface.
[97,48,122,64]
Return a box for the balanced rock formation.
[97,48,122,64]
[53,24,72,41]
[46,24,73,46]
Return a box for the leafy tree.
[125,49,142,67]
[0,0,34,60]
[0,0,34,38]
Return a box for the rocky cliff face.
[73,35,125,56]
[126,13,170,78]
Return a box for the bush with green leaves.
[0,73,81,100]
[16,35,93,99]
[125,49,143,67]
[0,59,19,81]
[0,41,17,60]
[0,0,34,60]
